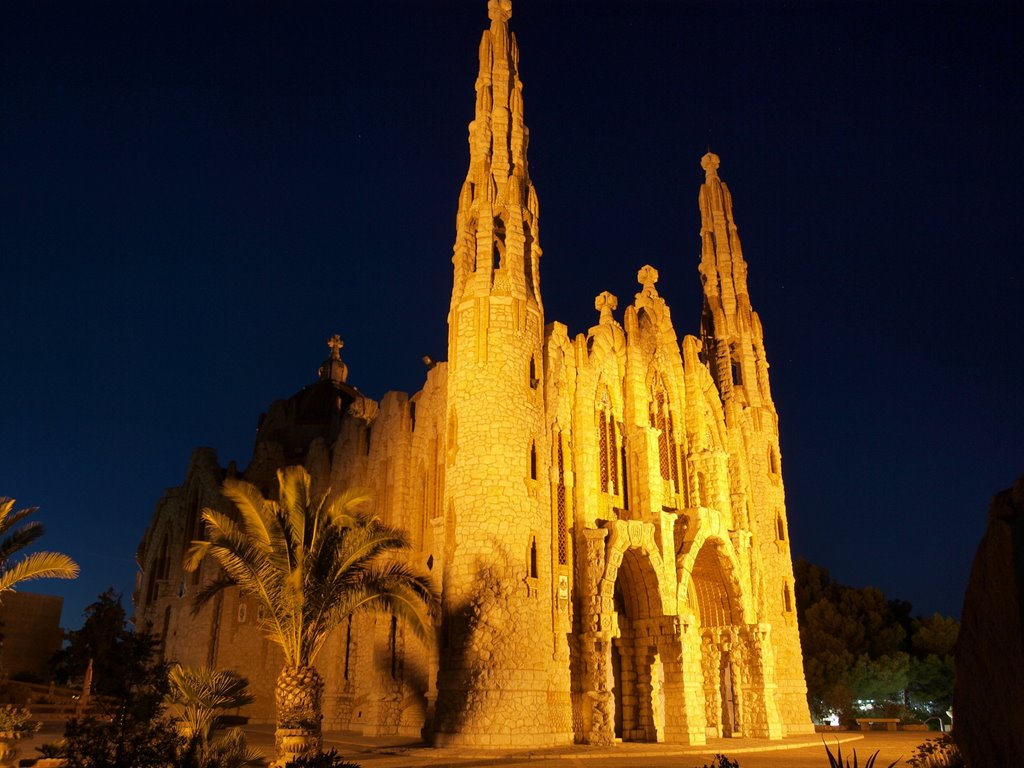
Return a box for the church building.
[137,0,814,747]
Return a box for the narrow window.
[530,441,537,480]
[609,415,619,496]
[556,435,568,565]
[343,616,353,680]
[776,514,786,541]
[598,414,609,491]
[529,357,539,389]
[409,401,416,432]
[731,360,743,386]
[492,216,506,271]
[620,441,629,507]
[784,583,793,613]
[529,536,538,578]
[389,614,399,679]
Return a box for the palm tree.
[0,497,79,597]
[167,664,263,768]
[183,466,438,763]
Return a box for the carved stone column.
[578,528,616,745]
[739,623,783,738]
[659,615,707,745]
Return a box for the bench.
[855,717,900,731]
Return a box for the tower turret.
[695,153,814,735]
[434,0,570,748]
[450,0,541,314]
[698,152,772,410]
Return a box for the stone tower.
[433,0,572,747]
[697,151,814,734]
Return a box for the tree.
[0,496,78,597]
[184,466,439,763]
[794,559,959,725]
[166,665,264,768]
[63,626,181,768]
[52,589,131,692]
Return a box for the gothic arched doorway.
[689,541,744,738]
[610,547,666,742]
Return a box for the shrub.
[823,739,899,768]
[907,734,964,768]
[701,756,740,768]
[284,749,361,768]
[0,704,40,736]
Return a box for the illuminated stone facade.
[137,0,813,747]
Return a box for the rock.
[954,475,1024,766]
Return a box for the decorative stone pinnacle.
[595,291,618,324]
[327,334,344,360]
[701,152,721,178]
[637,265,659,296]
[488,0,512,23]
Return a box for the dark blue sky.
[2,1,1021,629]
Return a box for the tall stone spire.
[450,0,541,312]
[437,1,569,749]
[698,152,772,409]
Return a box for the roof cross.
[327,334,344,360]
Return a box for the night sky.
[2,1,1021,630]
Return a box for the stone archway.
[610,547,665,741]
[689,541,744,738]
[577,521,708,747]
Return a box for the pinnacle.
[488,0,512,24]
[701,151,721,178]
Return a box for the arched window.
[597,389,620,496]
[650,374,680,493]
[555,432,568,565]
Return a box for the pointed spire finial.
[701,152,721,179]
[488,0,512,23]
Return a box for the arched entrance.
[610,548,665,741]
[688,541,744,738]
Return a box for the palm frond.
[0,551,80,594]
[183,539,212,572]
[219,479,278,553]
[0,521,44,566]
[0,499,38,534]
[189,575,238,614]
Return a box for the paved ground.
[17,722,936,767]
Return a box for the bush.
[907,735,964,768]
[701,756,740,768]
[284,749,361,768]
[0,704,40,736]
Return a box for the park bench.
[855,717,900,731]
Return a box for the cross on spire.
[327,334,344,360]
[637,265,660,297]
[594,291,618,325]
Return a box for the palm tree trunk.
[274,665,324,764]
